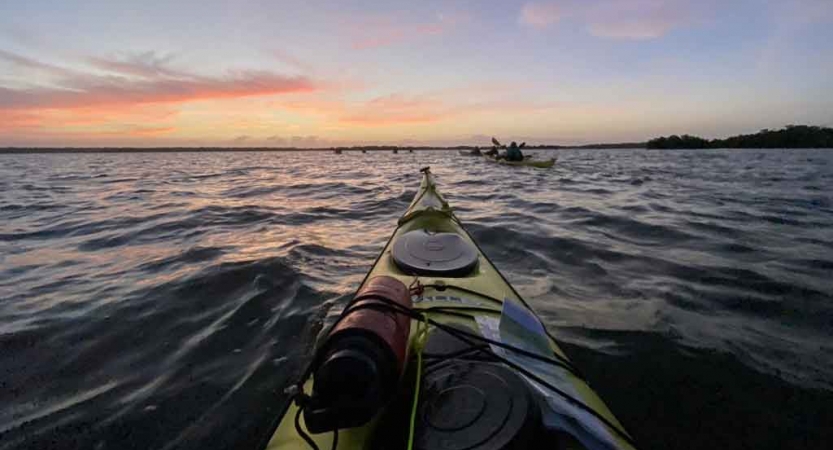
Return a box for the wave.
[2,148,832,450]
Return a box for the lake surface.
[1,149,831,450]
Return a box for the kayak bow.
[263,168,634,450]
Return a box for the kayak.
[262,168,635,450]
[486,155,556,168]
[262,168,634,450]
[458,149,483,156]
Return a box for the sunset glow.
[1,0,831,147]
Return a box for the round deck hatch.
[391,229,478,277]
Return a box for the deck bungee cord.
[286,280,637,449]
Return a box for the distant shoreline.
[0,143,646,154]
[647,125,832,149]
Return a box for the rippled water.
[1,149,831,450]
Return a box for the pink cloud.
[270,49,316,73]
[348,11,471,49]
[584,0,693,40]
[519,2,563,29]
[587,19,671,40]
[518,0,705,39]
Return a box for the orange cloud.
[295,94,447,126]
[0,104,180,140]
[270,94,435,125]
[127,126,176,136]
[61,125,178,137]
[264,87,568,128]
[0,50,319,143]
[0,73,316,110]
[340,111,444,126]
[0,124,177,146]
[333,93,568,127]
[0,110,43,128]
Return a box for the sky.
[0,0,831,147]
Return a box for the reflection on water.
[1,149,831,450]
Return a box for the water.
[1,149,831,450]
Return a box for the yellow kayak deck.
[265,168,633,450]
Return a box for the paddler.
[501,141,524,161]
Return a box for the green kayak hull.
[486,156,556,168]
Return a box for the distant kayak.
[458,149,483,156]
[486,155,556,168]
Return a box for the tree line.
[647,125,833,149]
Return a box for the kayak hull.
[486,156,556,168]
[263,169,633,450]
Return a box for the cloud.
[337,94,447,125]
[0,121,176,140]
[348,11,471,49]
[289,135,320,147]
[584,0,692,40]
[518,0,702,39]
[0,50,318,111]
[270,49,315,74]
[0,102,180,137]
[0,110,43,131]
[264,93,447,126]
[86,51,180,78]
[519,2,563,29]
[0,49,321,145]
[262,81,572,129]
[330,92,569,127]
[88,125,177,137]
[265,134,287,145]
[128,126,175,136]
[0,49,81,79]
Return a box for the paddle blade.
[519,142,526,149]
[491,137,501,147]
